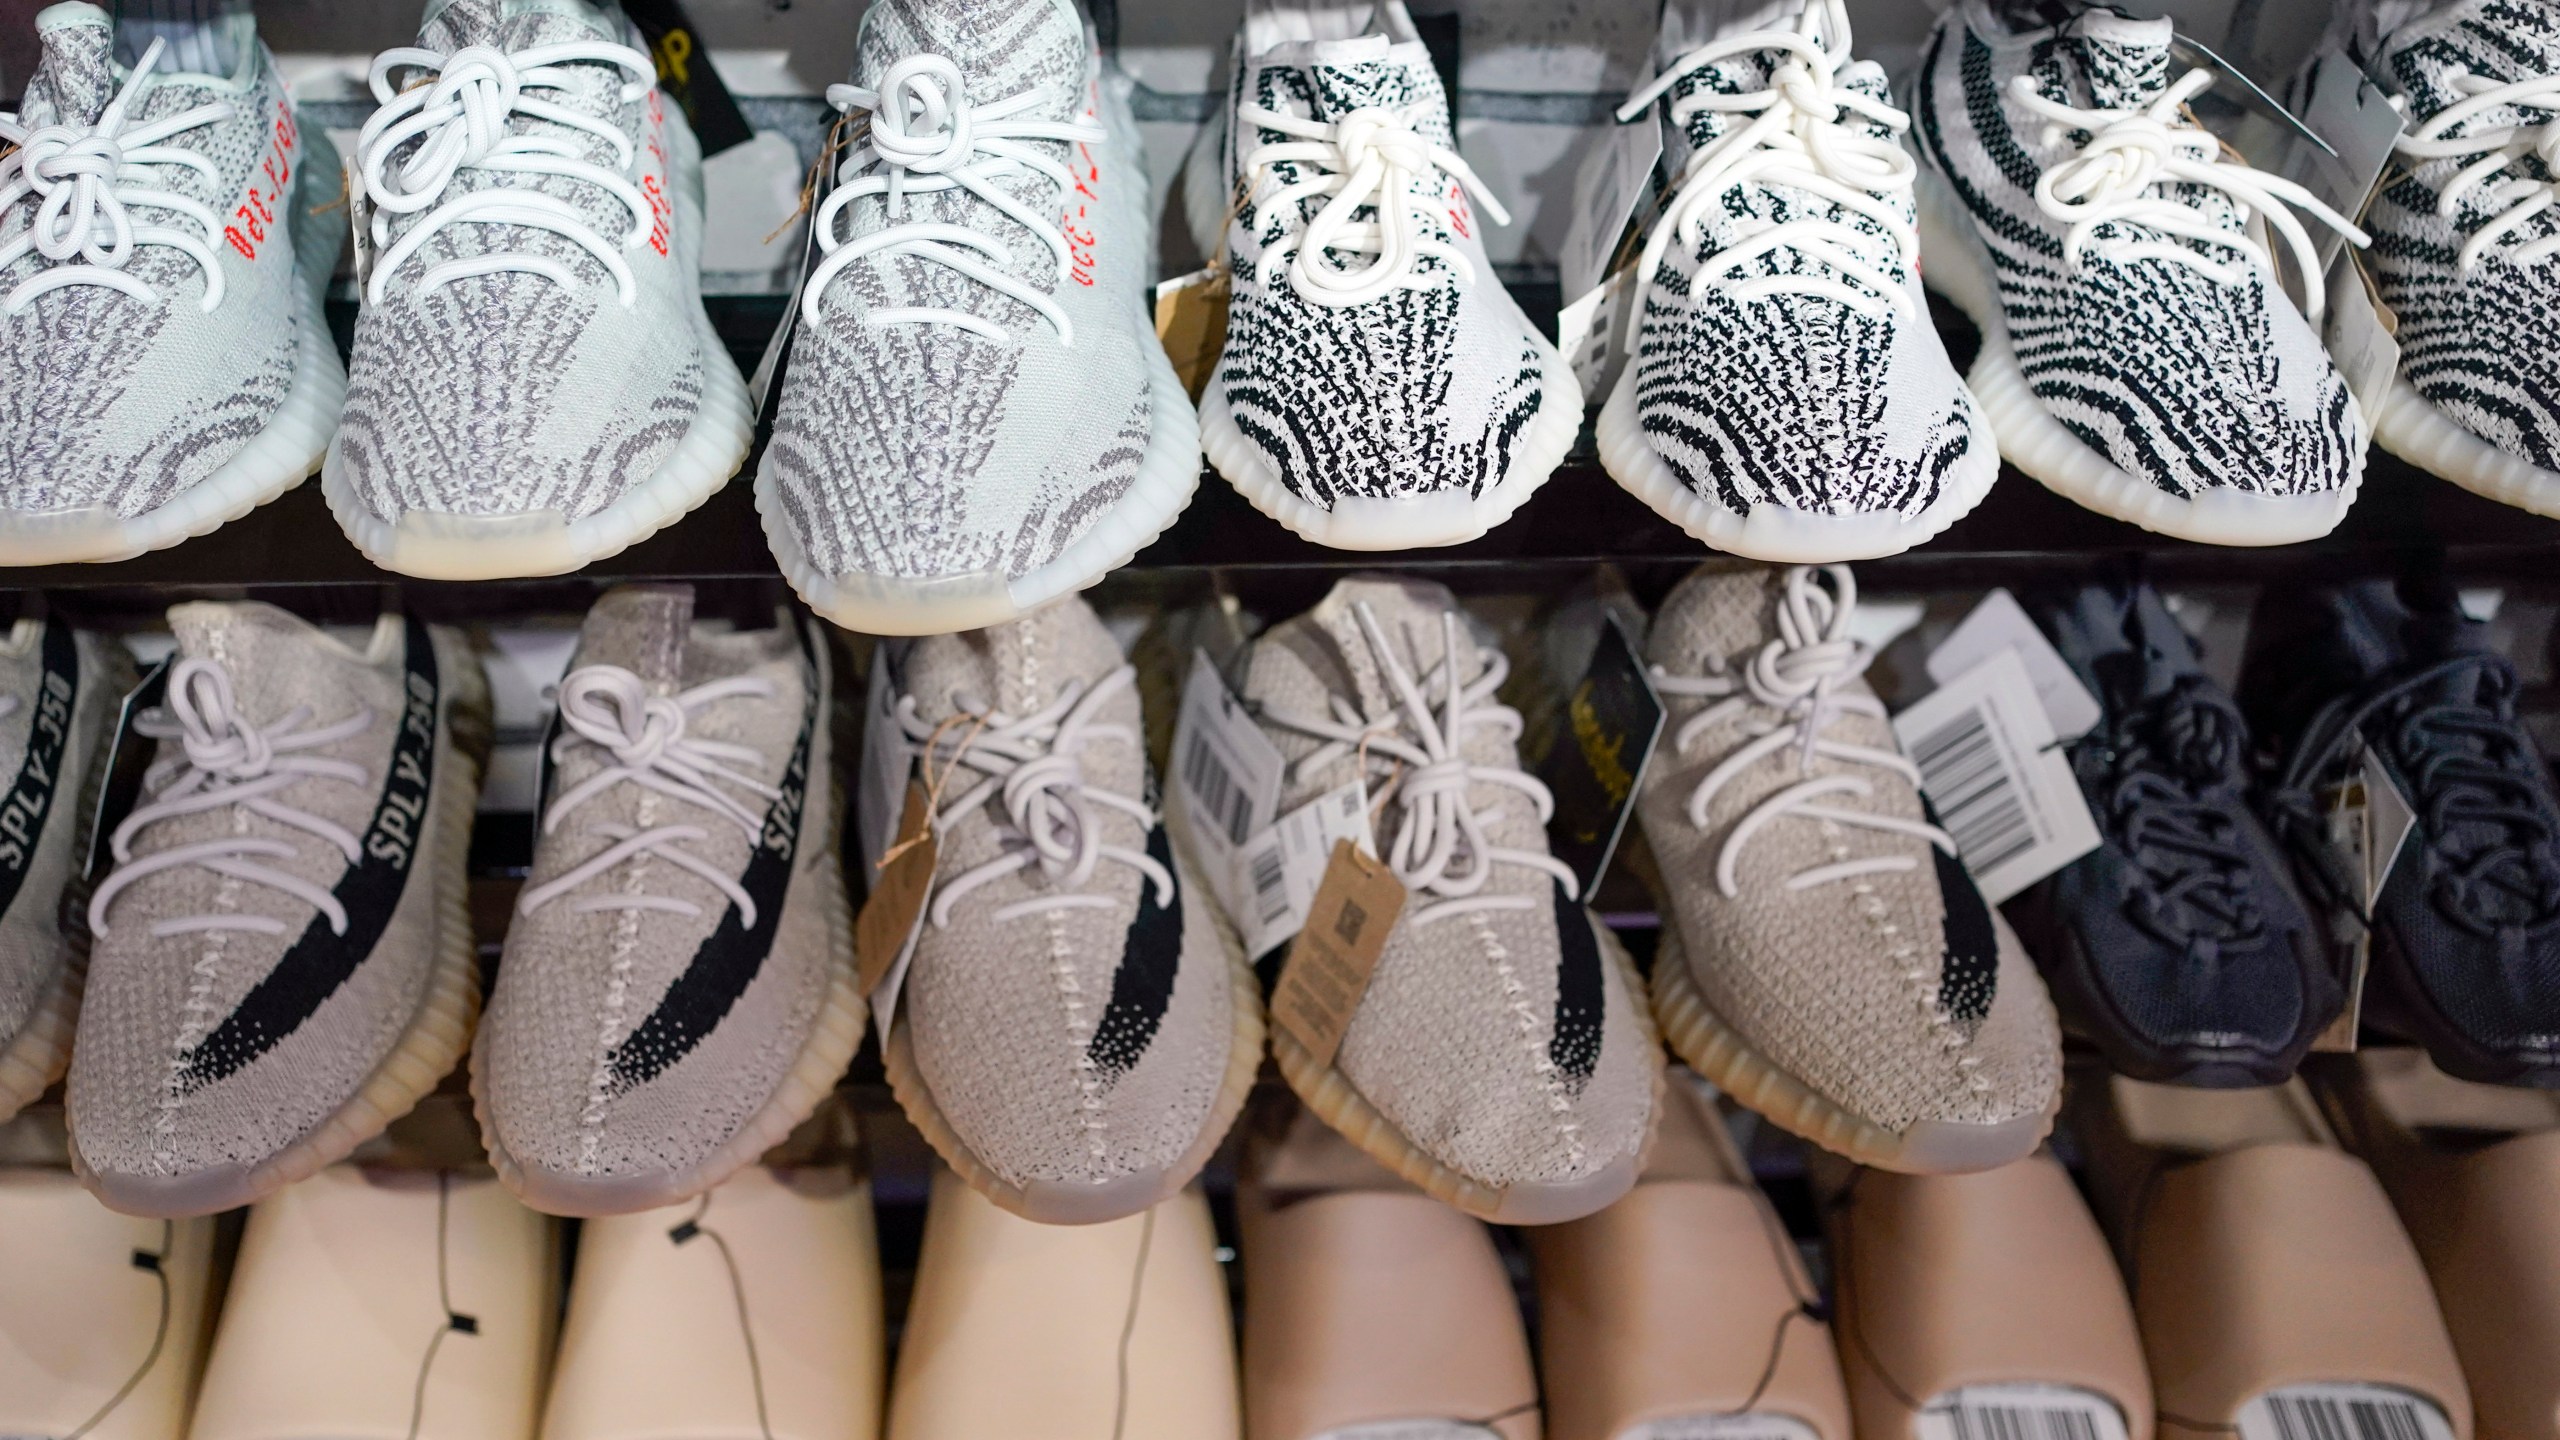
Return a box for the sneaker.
[1638,563,2058,1173]
[0,3,346,565]
[0,619,131,1125]
[1183,2,1581,550]
[474,587,861,1217]
[2007,579,2336,1087]
[68,605,489,1217]
[323,0,754,581]
[2242,577,2560,1088]
[1911,2,2368,545]
[2365,0,2560,517]
[1596,0,1998,562]
[755,0,1199,637]
[1220,576,1659,1223]
[879,595,1260,1225]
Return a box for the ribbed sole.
[0,126,349,568]
[1595,351,2002,562]
[1913,167,2362,547]
[1201,311,1584,552]
[887,794,1265,1226]
[0,959,79,1125]
[1268,915,1661,1226]
[2373,375,2560,518]
[74,638,493,1218]
[1650,936,2052,1174]
[758,318,1202,637]
[323,109,752,581]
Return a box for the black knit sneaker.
[2009,580,2334,1087]
[2242,577,2560,1088]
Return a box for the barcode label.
[1918,1388,2128,1440]
[1890,649,2102,905]
[1181,729,1255,847]
[2238,1387,2454,1440]
[1910,704,2039,877]
[1251,842,1289,924]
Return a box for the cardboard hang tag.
[1153,267,1231,402]
[2311,744,2418,1053]
[855,780,937,1034]
[2178,38,2405,279]
[1271,840,1408,1071]
[2326,245,2402,412]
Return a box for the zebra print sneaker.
[1182,1,1580,551]
[1912,2,2370,546]
[1597,0,1997,563]
[2366,0,2560,518]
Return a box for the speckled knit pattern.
[0,6,308,517]
[477,588,841,1201]
[1237,577,1657,1191]
[894,596,1242,1194]
[1638,564,2058,1137]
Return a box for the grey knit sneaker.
[475,587,860,1217]
[755,0,1198,637]
[1225,576,1659,1224]
[0,618,131,1124]
[881,595,1260,1225]
[0,3,346,565]
[69,606,489,1217]
[1638,564,2058,1174]
[323,0,753,580]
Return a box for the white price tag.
[855,644,914,876]
[2235,1384,2455,1440]
[1916,1385,2131,1440]
[1557,266,1637,401]
[1894,650,2103,905]
[1559,101,1661,300]
[1172,649,1287,929]
[1235,781,1375,959]
[1624,1413,1825,1440]
[2326,250,2402,412]
[1926,589,2105,743]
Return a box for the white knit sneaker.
[0,3,345,565]
[1912,2,2369,545]
[1597,0,1997,563]
[324,0,753,580]
[1217,576,1660,1224]
[2365,0,2560,517]
[756,0,1199,638]
[1184,1,1581,551]
[1638,564,2059,1174]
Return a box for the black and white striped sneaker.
[2367,0,2560,518]
[1912,2,2369,546]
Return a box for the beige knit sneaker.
[1228,575,1660,1224]
[1638,563,2058,1173]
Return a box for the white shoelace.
[516,666,782,926]
[1235,98,1509,307]
[2008,68,2368,317]
[1615,0,1918,323]
[2399,70,2560,271]
[0,37,232,315]
[1260,604,1577,926]
[354,38,657,306]
[901,664,1174,928]
[1653,566,1954,899]
[87,660,378,941]
[807,54,1106,344]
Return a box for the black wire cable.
[1108,1206,1159,1440]
[671,1192,776,1440]
[63,1219,174,1440]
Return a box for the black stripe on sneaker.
[1935,843,2001,1025]
[181,618,440,1091]
[0,619,79,922]
[1087,821,1183,1081]
[607,622,820,1092]
[1550,880,1605,1093]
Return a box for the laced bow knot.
[2398,68,2560,271]
[861,56,978,177]
[2006,67,2368,316]
[1236,97,1509,308]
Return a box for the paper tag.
[1172,648,1287,927]
[1272,840,1408,1071]
[2234,1384,2456,1440]
[2313,745,2418,1052]
[344,158,375,296]
[1916,1385,2132,1440]
[1234,781,1375,960]
[623,0,754,156]
[855,644,914,877]
[1560,101,1662,301]
[748,109,854,423]
[1893,650,2104,905]
[1557,266,1638,405]
[1533,613,1665,897]
[2186,38,2404,279]
[84,658,173,889]
[2326,248,2402,411]
[854,780,936,1033]
[1153,267,1231,402]
[1624,1415,1826,1440]
[1926,589,2105,744]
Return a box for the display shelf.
[9,289,2555,599]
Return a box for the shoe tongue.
[1647,564,1788,675]
[20,4,119,129]
[165,602,363,725]
[1305,575,1481,715]
[2385,0,2560,121]
[2060,11,2174,110]
[420,0,612,51]
[571,585,698,689]
[855,0,1085,126]
[1264,33,1435,121]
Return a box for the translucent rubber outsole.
[2373,376,2560,519]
